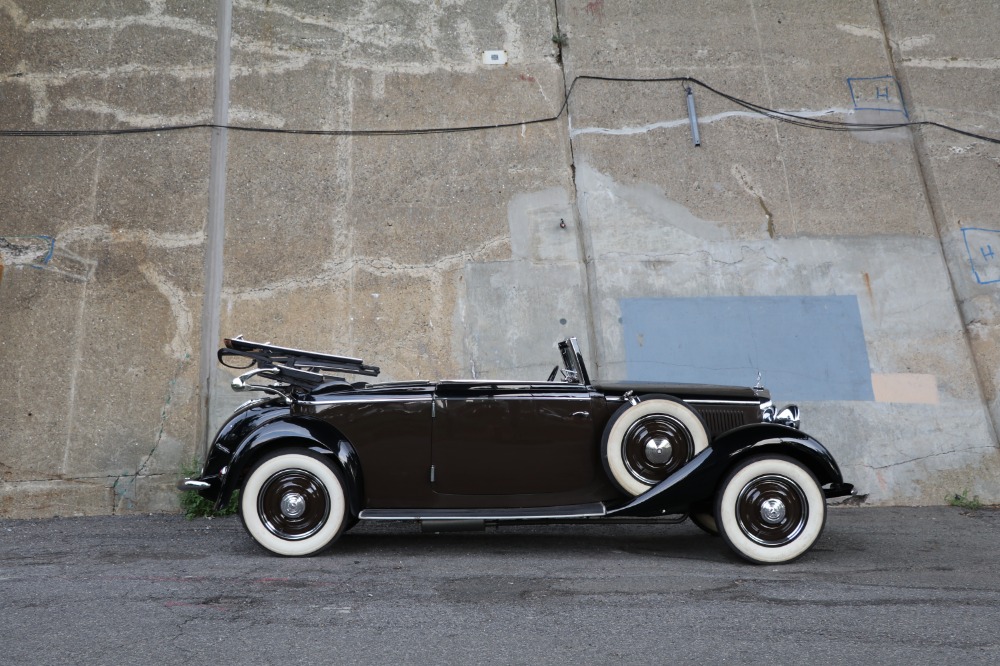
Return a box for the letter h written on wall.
[963,228,1000,285]
[846,75,909,118]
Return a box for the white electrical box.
[482,50,508,65]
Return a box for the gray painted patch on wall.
[621,296,874,401]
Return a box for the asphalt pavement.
[2,506,999,665]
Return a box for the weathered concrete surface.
[1,0,998,516]
[1,1,214,515]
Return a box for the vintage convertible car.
[179,337,853,563]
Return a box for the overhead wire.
[1,75,997,144]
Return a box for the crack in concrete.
[111,352,190,513]
[140,264,194,361]
[902,57,1000,70]
[4,0,557,130]
[595,245,785,267]
[2,472,173,484]
[224,236,509,304]
[864,445,999,470]
[571,107,854,138]
[732,164,776,238]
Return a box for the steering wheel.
[546,365,560,382]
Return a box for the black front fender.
[218,416,363,516]
[607,423,850,517]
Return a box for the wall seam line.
[198,0,233,457]
[554,0,603,376]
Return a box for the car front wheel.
[240,450,348,557]
[715,455,826,564]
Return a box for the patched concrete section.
[461,260,589,379]
[507,187,582,263]
[871,373,939,405]
[456,186,588,379]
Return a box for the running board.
[359,503,607,521]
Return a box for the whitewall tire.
[602,397,709,496]
[715,455,826,564]
[240,450,347,557]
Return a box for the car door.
[431,381,602,497]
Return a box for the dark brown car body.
[182,337,853,562]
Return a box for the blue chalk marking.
[0,235,55,269]
[32,235,55,266]
[621,295,875,401]
[847,76,909,119]
[962,228,1000,284]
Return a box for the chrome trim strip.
[359,504,607,521]
[299,394,433,406]
[177,479,210,491]
[685,399,763,406]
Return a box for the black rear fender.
[218,417,363,517]
[607,423,846,517]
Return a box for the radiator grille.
[695,407,749,439]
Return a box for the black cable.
[1,75,997,144]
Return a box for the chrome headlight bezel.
[775,404,801,429]
[760,401,800,429]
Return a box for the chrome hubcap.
[760,498,786,524]
[622,414,693,485]
[258,468,330,541]
[735,474,808,547]
[644,438,673,464]
[280,492,306,519]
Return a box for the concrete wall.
[1,0,997,517]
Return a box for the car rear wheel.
[602,396,709,496]
[240,450,347,557]
[715,455,826,564]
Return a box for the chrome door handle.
[572,411,590,418]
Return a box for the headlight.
[775,405,801,429]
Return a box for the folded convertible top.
[219,336,381,384]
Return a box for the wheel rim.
[735,474,808,547]
[621,414,693,485]
[257,468,331,541]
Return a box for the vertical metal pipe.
[686,86,701,147]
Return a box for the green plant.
[947,489,983,511]
[179,457,239,519]
[551,31,568,47]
